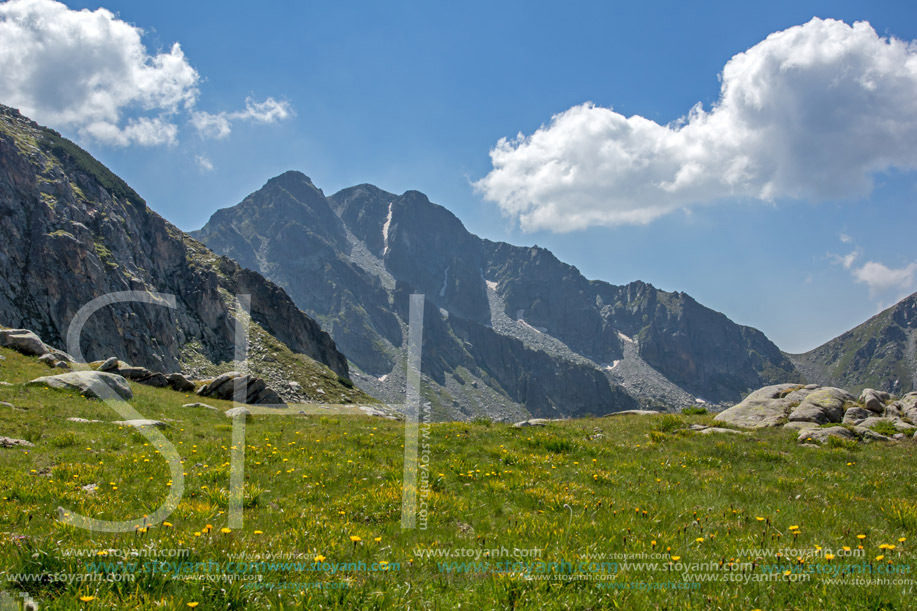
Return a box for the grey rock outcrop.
[797,427,856,444]
[117,366,169,388]
[27,371,132,401]
[0,328,72,362]
[197,372,285,406]
[0,106,353,400]
[717,381,916,445]
[858,416,915,432]
[860,389,890,413]
[897,393,917,422]
[98,358,193,392]
[851,427,893,442]
[98,357,121,372]
[843,407,873,425]
[787,387,853,424]
[713,384,805,428]
[167,373,195,392]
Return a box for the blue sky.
[2,0,916,352]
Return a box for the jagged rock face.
[192,174,400,377]
[791,292,917,395]
[0,105,348,378]
[392,289,638,418]
[486,243,621,363]
[195,170,799,419]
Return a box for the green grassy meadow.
[1,346,916,609]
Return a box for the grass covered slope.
[791,292,917,395]
[1,347,916,609]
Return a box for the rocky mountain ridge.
[0,105,364,405]
[194,171,801,420]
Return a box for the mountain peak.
[265,170,320,192]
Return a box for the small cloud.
[829,234,861,270]
[852,260,917,298]
[830,248,861,270]
[190,112,232,140]
[195,154,214,172]
[191,96,292,140]
[239,96,292,123]
[831,235,915,305]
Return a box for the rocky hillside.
[194,171,800,419]
[790,292,917,395]
[0,105,363,404]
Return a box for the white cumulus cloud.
[0,0,290,147]
[475,18,917,232]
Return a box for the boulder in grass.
[167,373,195,392]
[787,387,852,425]
[225,407,252,418]
[797,426,856,444]
[197,372,240,398]
[116,366,169,388]
[27,371,132,401]
[860,389,890,414]
[112,419,168,429]
[513,418,552,428]
[859,416,915,432]
[0,329,47,356]
[97,357,121,372]
[852,427,893,442]
[783,421,819,430]
[0,436,33,448]
[197,372,286,406]
[0,328,73,362]
[182,402,218,411]
[895,393,917,423]
[697,426,749,435]
[604,410,661,417]
[714,384,806,429]
[843,407,873,425]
